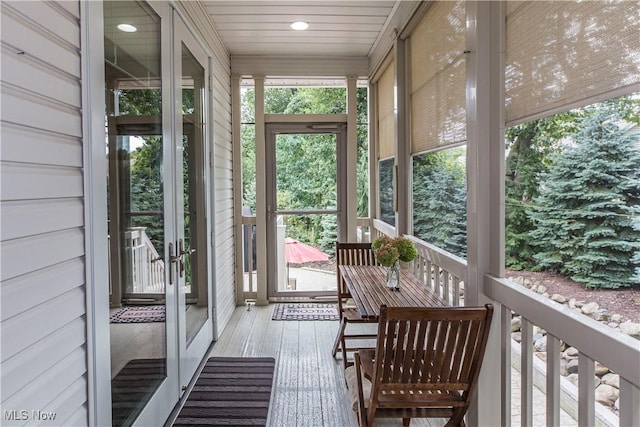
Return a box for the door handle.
[178,239,185,278]
[168,242,178,285]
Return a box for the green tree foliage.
[412,148,467,258]
[527,104,640,289]
[318,215,338,257]
[505,113,579,269]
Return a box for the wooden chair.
[331,242,379,369]
[345,304,494,427]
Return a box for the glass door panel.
[267,126,347,297]
[174,15,212,390]
[104,1,170,425]
[180,43,208,346]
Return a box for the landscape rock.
[563,358,579,376]
[595,362,610,376]
[574,300,586,308]
[595,384,619,407]
[581,302,599,315]
[568,298,577,308]
[619,321,640,339]
[607,322,619,329]
[534,335,547,352]
[602,373,620,388]
[513,276,525,286]
[593,310,610,322]
[564,346,579,358]
[511,317,522,332]
[536,285,547,294]
[551,293,567,303]
[610,314,623,323]
[511,332,522,343]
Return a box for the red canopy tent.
[284,237,329,264]
[284,238,330,290]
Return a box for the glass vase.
[386,261,400,290]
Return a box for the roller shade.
[506,1,640,125]
[377,58,395,159]
[409,1,466,155]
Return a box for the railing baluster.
[546,334,561,427]
[443,271,450,305]
[578,353,595,427]
[501,306,512,427]
[619,378,640,427]
[452,276,460,306]
[521,318,533,427]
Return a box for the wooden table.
[339,265,448,319]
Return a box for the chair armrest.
[357,349,375,381]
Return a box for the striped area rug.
[173,357,276,426]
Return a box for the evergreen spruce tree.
[318,215,338,258]
[412,150,467,258]
[528,108,640,289]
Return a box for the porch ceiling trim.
[231,55,369,78]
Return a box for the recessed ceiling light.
[290,21,309,31]
[117,23,137,33]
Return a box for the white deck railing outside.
[124,227,165,294]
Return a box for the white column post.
[346,76,358,242]
[231,76,245,306]
[465,1,504,426]
[394,37,409,236]
[254,76,268,305]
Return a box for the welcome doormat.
[272,303,339,321]
[110,305,165,323]
[173,357,276,426]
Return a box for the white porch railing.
[371,221,640,427]
[124,227,165,294]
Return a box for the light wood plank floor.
[208,304,447,427]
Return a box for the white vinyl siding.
[175,3,236,334]
[0,1,87,426]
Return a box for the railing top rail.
[372,219,397,238]
[241,215,257,225]
[487,274,640,388]
[403,234,468,281]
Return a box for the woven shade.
[409,1,466,155]
[506,1,640,125]
[377,58,395,159]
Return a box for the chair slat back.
[336,242,377,301]
[372,305,493,405]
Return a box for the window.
[379,158,395,226]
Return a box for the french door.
[265,123,347,298]
[105,3,212,426]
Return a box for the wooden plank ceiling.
[201,1,399,57]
